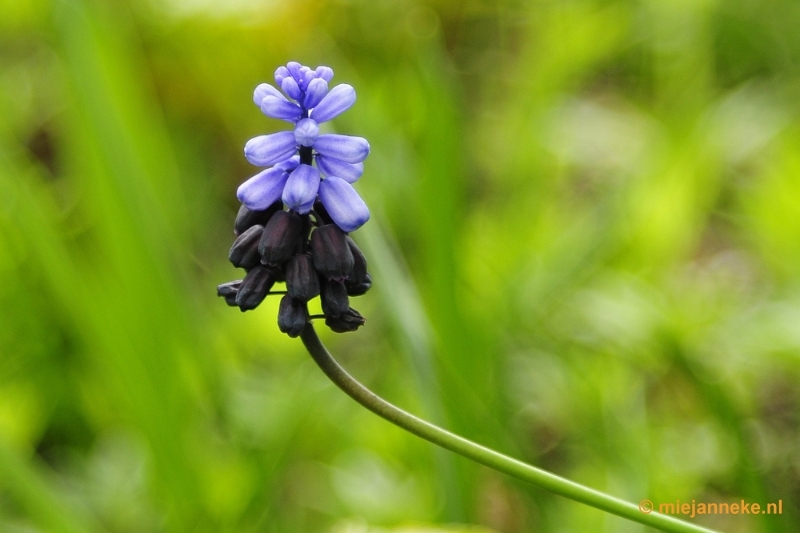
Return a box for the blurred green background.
[1,0,799,531]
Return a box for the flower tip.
[281,76,302,101]
[325,307,366,333]
[235,182,247,205]
[274,66,290,86]
[311,84,356,123]
[235,182,259,209]
[303,77,329,109]
[278,295,309,338]
[315,66,334,82]
[253,83,287,108]
[253,83,268,106]
[342,206,370,233]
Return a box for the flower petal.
[282,164,320,214]
[244,131,297,166]
[315,155,364,183]
[260,96,302,123]
[297,197,317,215]
[274,66,289,86]
[253,83,285,107]
[303,78,328,109]
[311,84,356,123]
[315,66,334,82]
[294,118,320,147]
[281,77,302,101]
[286,61,303,82]
[275,155,300,172]
[314,134,370,164]
[319,177,370,232]
[298,66,315,90]
[237,167,289,210]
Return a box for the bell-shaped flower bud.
[234,202,282,235]
[344,236,370,295]
[321,279,349,318]
[303,78,328,109]
[319,176,369,232]
[345,273,372,297]
[229,225,264,269]
[260,96,302,123]
[325,307,366,333]
[244,132,297,167]
[217,280,242,307]
[278,295,308,338]
[261,262,286,283]
[253,83,285,107]
[315,66,334,82]
[286,254,320,302]
[310,224,354,281]
[286,61,303,83]
[259,210,302,266]
[235,266,275,312]
[281,76,303,101]
[312,200,334,225]
[311,84,356,124]
[274,66,290,87]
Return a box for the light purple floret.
[281,77,303,101]
[319,176,370,232]
[282,164,320,214]
[314,134,370,164]
[294,118,319,147]
[303,78,328,109]
[244,131,297,167]
[237,156,300,210]
[311,84,356,123]
[237,166,289,210]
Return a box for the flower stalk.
[300,323,719,533]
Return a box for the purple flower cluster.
[238,61,370,233]
[218,62,372,336]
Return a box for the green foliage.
[0,0,798,531]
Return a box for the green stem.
[300,324,718,533]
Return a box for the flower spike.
[219,61,372,335]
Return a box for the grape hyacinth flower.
[218,62,371,336]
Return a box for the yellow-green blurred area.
[1,0,799,531]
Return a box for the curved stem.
[300,324,718,533]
